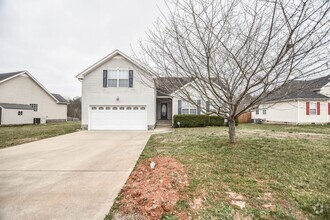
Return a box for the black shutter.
[103,70,108,88]
[129,70,133,88]
[206,101,210,113]
[197,100,201,115]
[178,100,182,115]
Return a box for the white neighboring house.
[0,71,68,125]
[77,50,217,131]
[252,76,330,124]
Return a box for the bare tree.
[136,0,330,143]
[67,97,81,120]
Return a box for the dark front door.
[161,103,167,119]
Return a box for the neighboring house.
[0,71,68,125]
[252,75,330,124]
[76,50,216,130]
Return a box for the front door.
[161,103,167,119]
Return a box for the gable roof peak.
[75,49,154,79]
[0,70,66,104]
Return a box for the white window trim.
[182,100,198,115]
[107,68,130,88]
[310,102,317,115]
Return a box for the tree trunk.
[228,118,236,144]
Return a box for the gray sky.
[0,0,166,98]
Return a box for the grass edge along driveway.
[0,121,81,149]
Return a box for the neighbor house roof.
[52,93,69,104]
[76,49,154,79]
[0,103,33,110]
[266,75,330,101]
[0,71,25,82]
[0,71,68,105]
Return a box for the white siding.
[0,74,67,121]
[252,100,329,124]
[320,82,330,97]
[0,108,33,125]
[172,83,209,117]
[81,55,156,129]
[298,101,329,123]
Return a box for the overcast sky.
[0,0,166,98]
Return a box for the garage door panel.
[89,106,147,130]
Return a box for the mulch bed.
[115,156,189,220]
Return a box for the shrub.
[173,115,209,128]
[173,115,224,128]
[209,116,224,126]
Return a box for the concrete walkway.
[0,131,150,220]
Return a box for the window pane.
[310,109,316,115]
[310,102,316,115]
[182,109,189,114]
[119,70,129,79]
[119,79,129,87]
[108,70,117,79]
[190,109,197,115]
[29,104,38,112]
[108,79,117,87]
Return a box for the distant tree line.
[67,97,81,120]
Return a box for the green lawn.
[110,124,330,219]
[0,121,81,149]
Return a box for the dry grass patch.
[106,124,330,219]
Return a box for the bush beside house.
[173,115,224,128]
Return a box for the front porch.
[156,97,173,127]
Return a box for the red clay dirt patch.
[117,157,189,220]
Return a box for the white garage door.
[89,106,147,130]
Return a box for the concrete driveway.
[0,131,150,220]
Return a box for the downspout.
[297,100,300,125]
[326,99,330,123]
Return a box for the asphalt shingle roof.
[0,103,33,110]
[0,71,24,82]
[156,77,192,96]
[52,93,69,104]
[266,75,330,101]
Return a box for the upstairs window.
[119,70,129,87]
[18,111,23,115]
[107,69,129,88]
[108,70,118,87]
[30,104,38,112]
